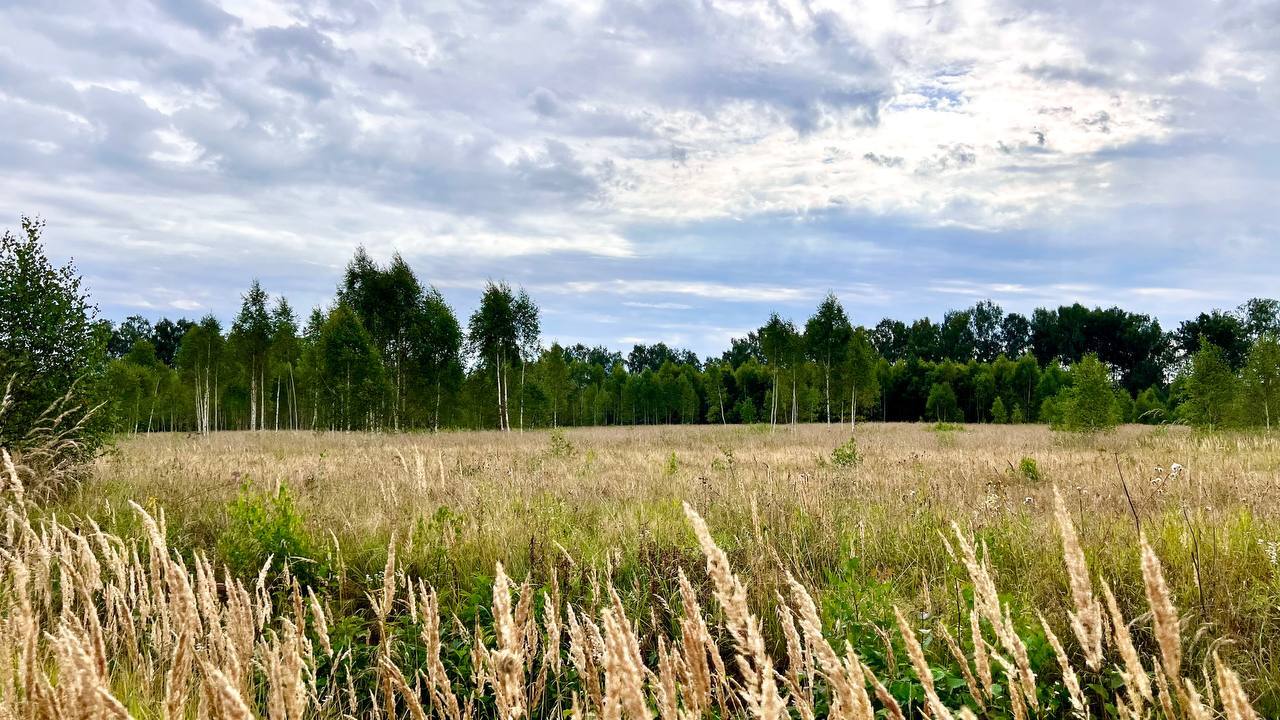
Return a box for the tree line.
[3,216,1279,439]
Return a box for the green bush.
[663,451,679,476]
[547,428,575,457]
[991,396,1008,424]
[218,482,325,588]
[830,437,860,468]
[1018,457,1040,482]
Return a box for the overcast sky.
[3,0,1278,355]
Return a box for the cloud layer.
[2,0,1278,353]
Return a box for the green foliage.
[547,428,575,458]
[925,382,958,422]
[662,451,679,476]
[990,396,1008,424]
[0,216,109,453]
[1241,334,1280,429]
[1179,340,1239,428]
[1134,386,1168,424]
[218,483,325,588]
[1018,457,1040,482]
[830,437,860,468]
[1010,403,1025,424]
[1055,354,1118,433]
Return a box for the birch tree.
[804,293,852,424]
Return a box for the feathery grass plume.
[859,659,905,720]
[938,621,985,713]
[893,606,954,720]
[418,583,462,720]
[775,602,810,713]
[653,636,679,720]
[683,501,786,720]
[676,570,712,718]
[969,606,992,697]
[1154,663,1178,720]
[381,654,429,720]
[491,562,526,720]
[2,448,22,506]
[543,569,562,675]
[600,588,651,720]
[1053,486,1103,669]
[1140,534,1183,693]
[201,661,256,720]
[1100,579,1151,706]
[307,587,332,658]
[1181,678,1212,720]
[377,533,397,621]
[784,571,872,720]
[1215,651,1260,720]
[1001,603,1038,709]
[1037,614,1085,719]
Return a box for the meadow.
[6,421,1280,718]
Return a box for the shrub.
[663,451,679,476]
[218,482,325,587]
[0,217,110,475]
[830,437,860,468]
[547,428,575,457]
[1018,456,1040,482]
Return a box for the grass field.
[10,422,1280,717]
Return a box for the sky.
[2,0,1279,356]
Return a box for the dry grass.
[9,422,1280,717]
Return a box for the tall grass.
[3,420,1279,717]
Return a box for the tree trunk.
[824,357,831,424]
[249,364,258,432]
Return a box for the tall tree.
[1177,311,1248,369]
[467,282,520,430]
[846,328,880,428]
[969,300,1004,362]
[804,293,853,423]
[0,216,108,451]
[1241,334,1280,429]
[411,287,463,431]
[513,290,541,432]
[316,304,387,430]
[1179,340,1238,428]
[1238,298,1280,341]
[1057,354,1118,433]
[542,343,569,427]
[269,298,300,430]
[1001,312,1032,358]
[229,280,271,431]
[175,315,224,434]
[758,314,800,428]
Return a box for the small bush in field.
[547,428,575,457]
[663,451,679,476]
[831,437,860,468]
[219,482,324,587]
[1019,456,1041,482]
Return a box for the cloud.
[0,0,1278,355]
